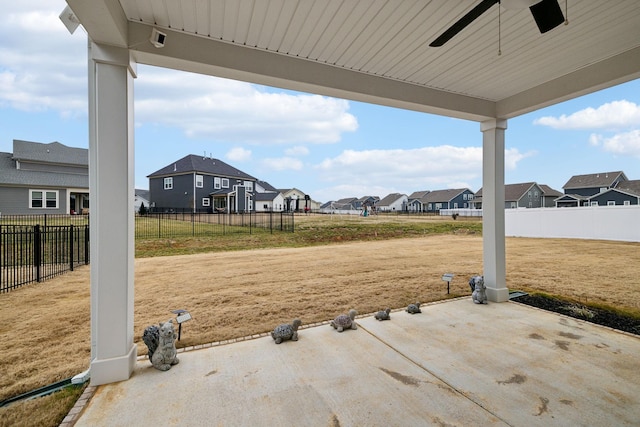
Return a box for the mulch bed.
[511,294,640,336]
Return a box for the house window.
[590,201,598,206]
[607,201,615,206]
[528,191,532,198]
[624,200,631,206]
[244,180,253,192]
[534,191,538,197]
[600,187,607,193]
[511,202,517,208]
[30,190,59,209]
[214,177,221,189]
[453,203,458,208]
[222,178,229,188]
[195,174,203,188]
[435,203,442,210]
[164,177,173,190]
[263,204,269,210]
[202,198,210,207]
[428,203,432,210]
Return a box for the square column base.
[486,287,510,303]
[90,344,137,386]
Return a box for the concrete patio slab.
[73,299,640,427]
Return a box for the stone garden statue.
[469,275,487,304]
[330,309,358,332]
[271,319,302,344]
[143,320,180,371]
[374,308,391,321]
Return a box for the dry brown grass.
[1,228,639,425]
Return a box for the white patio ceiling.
[67,0,640,122]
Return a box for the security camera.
[150,28,166,48]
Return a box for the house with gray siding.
[0,140,88,215]
[357,196,379,210]
[538,184,563,208]
[422,188,474,212]
[557,171,628,207]
[407,190,430,212]
[586,180,640,206]
[473,183,543,209]
[561,170,628,204]
[148,155,257,213]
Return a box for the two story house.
[473,183,549,209]
[422,188,474,212]
[148,155,257,213]
[0,140,89,215]
[557,171,628,207]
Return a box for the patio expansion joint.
[357,322,515,427]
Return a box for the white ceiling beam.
[67,0,129,47]
[497,45,640,119]
[128,21,496,122]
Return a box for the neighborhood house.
[0,140,89,215]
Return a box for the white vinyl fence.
[505,205,640,242]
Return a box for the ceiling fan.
[429,0,565,47]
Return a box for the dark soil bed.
[511,294,640,336]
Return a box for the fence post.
[69,224,75,271]
[84,224,90,265]
[34,224,41,282]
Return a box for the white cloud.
[0,3,87,116]
[534,100,640,130]
[505,148,535,170]
[313,145,533,200]
[226,147,252,162]
[284,146,310,156]
[135,68,358,145]
[261,157,304,171]
[588,130,640,158]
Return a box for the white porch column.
[481,119,509,302]
[88,41,137,385]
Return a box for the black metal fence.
[0,213,90,227]
[136,211,294,239]
[0,224,90,293]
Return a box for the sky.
[1,1,639,204]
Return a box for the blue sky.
[1,1,639,203]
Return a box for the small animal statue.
[470,275,488,304]
[374,308,391,321]
[406,302,421,314]
[271,319,302,344]
[330,309,358,332]
[142,320,180,371]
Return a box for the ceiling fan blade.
[529,0,564,33]
[430,0,499,47]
